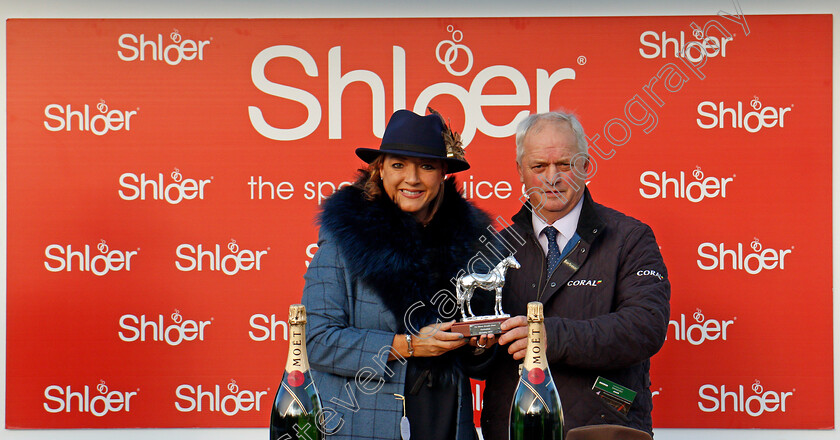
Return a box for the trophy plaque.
[451,255,520,336]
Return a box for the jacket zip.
[528,234,546,299]
[538,240,582,301]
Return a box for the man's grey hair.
[515,111,588,164]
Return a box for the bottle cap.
[527,302,543,322]
[289,304,307,325]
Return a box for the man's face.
[517,121,588,224]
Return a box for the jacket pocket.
[589,387,630,424]
[320,407,346,437]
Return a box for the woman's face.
[380,154,445,220]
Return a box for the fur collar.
[319,176,493,331]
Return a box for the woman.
[301,109,494,439]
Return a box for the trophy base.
[451,316,509,336]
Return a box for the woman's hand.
[469,333,497,352]
[410,320,468,357]
[389,321,469,360]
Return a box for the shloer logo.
[639,166,734,202]
[667,308,735,345]
[119,309,212,346]
[697,238,793,275]
[44,240,138,276]
[44,380,138,417]
[249,313,289,341]
[696,97,792,133]
[118,168,212,204]
[699,380,794,417]
[175,379,269,416]
[44,100,138,136]
[249,44,576,144]
[176,239,269,275]
[118,29,211,65]
[639,30,732,61]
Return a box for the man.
[478,111,670,438]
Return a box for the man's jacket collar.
[511,188,606,245]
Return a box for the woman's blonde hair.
[361,155,386,201]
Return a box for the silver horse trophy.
[451,255,520,336]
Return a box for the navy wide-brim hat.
[355,109,470,173]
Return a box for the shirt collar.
[531,196,585,239]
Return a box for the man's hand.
[498,315,529,360]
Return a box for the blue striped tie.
[544,226,561,275]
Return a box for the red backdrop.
[6,15,833,429]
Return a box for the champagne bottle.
[270,304,324,440]
[509,302,564,440]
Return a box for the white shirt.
[531,196,584,256]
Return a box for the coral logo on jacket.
[698,380,795,417]
[566,279,602,287]
[118,168,213,204]
[44,100,138,136]
[175,379,269,416]
[636,269,665,280]
[118,29,211,65]
[175,239,269,275]
[44,380,138,417]
[639,166,734,203]
[119,309,212,346]
[697,237,793,275]
[667,308,735,345]
[696,97,793,133]
[44,240,139,276]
